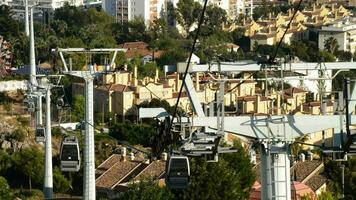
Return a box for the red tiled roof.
[125,49,163,59]
[236,95,269,102]
[96,157,142,189]
[172,92,187,98]
[118,41,148,50]
[284,87,307,95]
[135,160,166,180]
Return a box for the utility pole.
[29,6,36,86]
[44,83,53,199]
[24,0,29,36]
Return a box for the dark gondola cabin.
[60,136,80,172]
[56,98,64,109]
[166,155,190,189]
[35,127,45,143]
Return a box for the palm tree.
[324,37,339,55]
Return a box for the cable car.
[165,155,190,189]
[25,100,35,112]
[56,98,64,109]
[60,136,80,172]
[35,126,45,143]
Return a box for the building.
[318,17,356,53]
[118,41,164,64]
[103,0,166,24]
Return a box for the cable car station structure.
[141,60,356,200]
[21,2,356,198]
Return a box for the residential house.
[119,41,163,64]
[95,152,166,198]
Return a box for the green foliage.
[53,167,71,193]
[0,150,12,173]
[13,146,44,189]
[182,140,255,200]
[13,189,44,200]
[324,157,356,198]
[139,62,158,79]
[317,191,336,200]
[176,0,202,37]
[139,98,181,116]
[324,37,339,55]
[72,95,85,121]
[0,176,12,200]
[110,121,155,147]
[0,5,20,39]
[118,180,174,200]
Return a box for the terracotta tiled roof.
[292,160,322,182]
[303,101,333,107]
[284,87,307,95]
[96,154,121,176]
[118,41,148,50]
[172,92,187,98]
[236,95,269,102]
[305,174,327,192]
[251,33,275,39]
[125,49,163,59]
[135,160,166,180]
[96,156,143,189]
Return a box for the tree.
[0,150,12,173]
[5,128,26,153]
[72,95,85,121]
[182,140,255,200]
[0,5,20,39]
[14,147,44,190]
[176,0,202,37]
[53,167,71,193]
[324,37,339,55]
[0,176,11,200]
[118,179,174,200]
[290,135,309,157]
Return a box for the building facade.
[318,17,356,53]
[102,0,166,24]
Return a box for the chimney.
[300,104,303,113]
[269,12,272,19]
[122,147,127,161]
[195,72,200,91]
[162,152,168,161]
[309,152,313,161]
[261,82,265,90]
[133,65,138,86]
[129,152,135,161]
[277,94,281,115]
[175,73,180,92]
[313,4,316,11]
[256,95,261,113]
[155,68,159,83]
[300,153,305,162]
[289,9,292,16]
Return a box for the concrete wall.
[0,80,27,92]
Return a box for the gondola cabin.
[35,127,45,143]
[165,155,190,189]
[56,98,64,109]
[60,136,80,172]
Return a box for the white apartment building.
[103,0,166,24]
[318,17,356,53]
[10,0,83,10]
[169,0,245,19]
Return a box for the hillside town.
[1,0,356,199]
